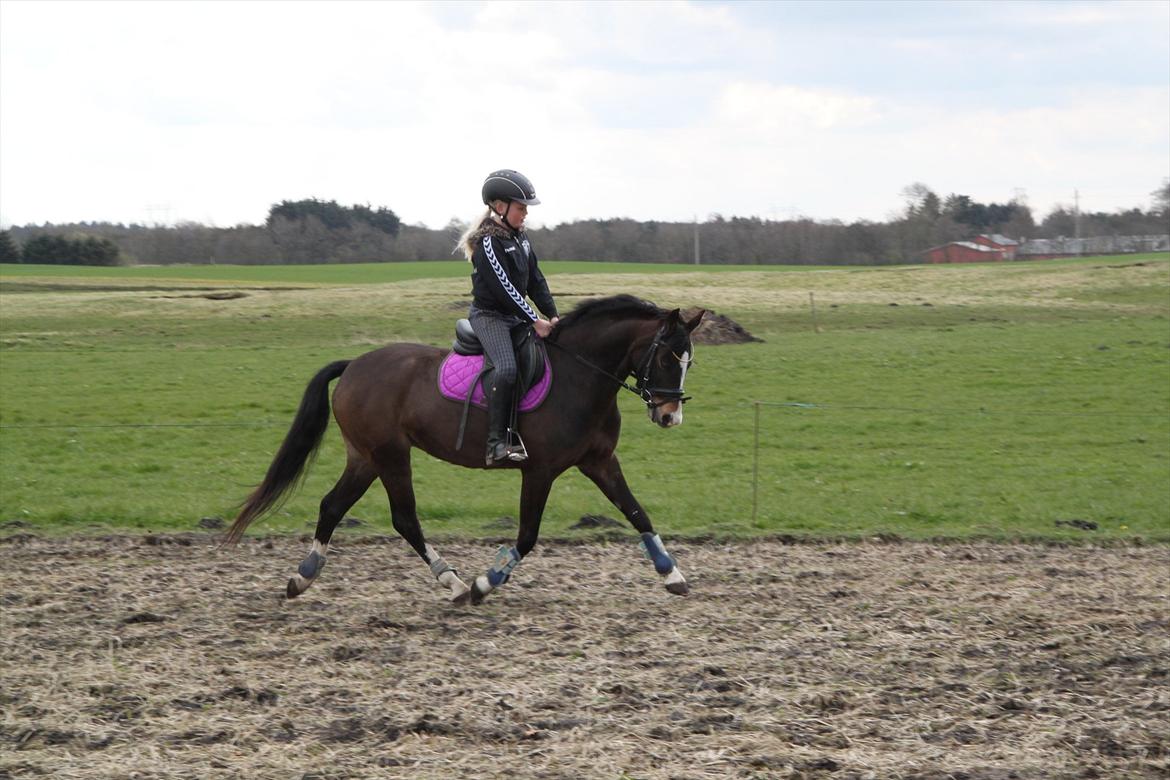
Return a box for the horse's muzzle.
[649,400,684,428]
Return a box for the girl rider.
[458,169,559,466]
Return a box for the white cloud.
[714,83,880,134]
[1,0,1167,231]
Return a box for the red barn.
[972,233,1019,259]
[921,241,1006,264]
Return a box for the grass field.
[0,258,824,288]
[1,255,1167,542]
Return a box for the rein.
[545,329,692,409]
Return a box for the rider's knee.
[494,364,518,385]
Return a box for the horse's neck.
[558,317,654,378]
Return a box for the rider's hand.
[533,319,554,338]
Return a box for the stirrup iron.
[505,429,528,461]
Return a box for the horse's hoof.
[665,580,689,596]
[453,582,480,606]
[468,577,491,605]
[286,578,303,599]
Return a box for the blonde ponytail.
[455,205,509,261]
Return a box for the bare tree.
[1153,179,1170,217]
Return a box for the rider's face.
[495,200,527,230]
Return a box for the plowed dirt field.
[2,536,1167,779]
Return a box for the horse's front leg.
[578,453,688,596]
[457,471,553,605]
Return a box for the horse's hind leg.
[287,456,375,599]
[377,448,469,602]
[578,452,688,596]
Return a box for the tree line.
[0,232,120,266]
[3,183,1167,266]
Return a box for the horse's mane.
[553,294,664,335]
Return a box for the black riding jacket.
[469,218,557,323]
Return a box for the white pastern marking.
[440,570,470,601]
[474,574,493,595]
[665,567,687,586]
[311,539,328,559]
[426,544,468,598]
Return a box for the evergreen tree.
[0,230,21,263]
[22,235,68,264]
[19,234,120,265]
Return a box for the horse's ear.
[684,310,705,333]
[664,308,681,331]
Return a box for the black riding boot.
[486,379,526,465]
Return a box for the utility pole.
[1074,189,1081,240]
[693,216,700,265]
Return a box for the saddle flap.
[511,324,542,392]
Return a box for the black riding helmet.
[482,169,541,206]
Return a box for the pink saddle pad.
[437,352,552,412]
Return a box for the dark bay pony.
[225,294,703,605]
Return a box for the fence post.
[752,401,761,526]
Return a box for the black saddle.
[451,319,547,453]
[452,319,545,393]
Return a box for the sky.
[1,0,1168,230]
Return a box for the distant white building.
[1018,235,1169,258]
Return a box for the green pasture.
[1,255,1167,543]
[0,258,819,289]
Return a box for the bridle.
[546,326,693,409]
[630,328,694,408]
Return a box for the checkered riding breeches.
[468,307,519,388]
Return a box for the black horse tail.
[224,360,351,545]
